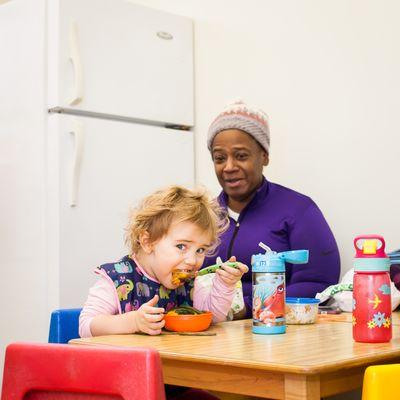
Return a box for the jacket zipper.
[227,221,240,259]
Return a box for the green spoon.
[197,262,238,276]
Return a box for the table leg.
[284,374,320,400]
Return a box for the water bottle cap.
[252,250,309,272]
[354,235,388,259]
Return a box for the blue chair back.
[48,308,82,343]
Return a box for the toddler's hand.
[216,256,248,287]
[134,295,165,335]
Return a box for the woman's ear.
[138,231,153,254]
[262,152,269,166]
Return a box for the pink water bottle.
[352,235,392,343]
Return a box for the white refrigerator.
[0,0,194,347]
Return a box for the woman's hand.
[216,256,248,288]
[133,295,165,335]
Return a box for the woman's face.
[211,129,268,209]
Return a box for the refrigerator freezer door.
[47,114,194,307]
[47,0,194,127]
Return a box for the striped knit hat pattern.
[207,99,270,153]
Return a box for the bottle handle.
[279,250,309,264]
[354,235,386,257]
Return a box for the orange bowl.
[163,312,212,332]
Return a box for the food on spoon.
[171,261,239,285]
[171,269,195,285]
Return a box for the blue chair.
[48,308,82,343]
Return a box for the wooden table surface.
[70,314,400,399]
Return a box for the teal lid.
[354,258,390,272]
[252,250,309,273]
[286,297,320,304]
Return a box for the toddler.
[79,185,248,337]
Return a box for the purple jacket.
[204,178,340,318]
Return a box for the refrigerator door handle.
[68,21,83,106]
[69,120,84,207]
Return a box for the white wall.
[0,0,49,386]
[130,0,400,277]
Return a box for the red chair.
[1,342,166,400]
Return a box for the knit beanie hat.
[207,99,270,153]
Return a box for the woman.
[203,100,340,319]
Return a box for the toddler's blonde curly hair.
[126,185,228,256]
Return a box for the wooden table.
[70,314,400,399]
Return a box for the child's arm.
[80,276,165,337]
[89,313,137,336]
[79,277,119,338]
[193,274,235,323]
[90,295,165,336]
[193,257,248,323]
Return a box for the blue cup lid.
[252,250,309,273]
[286,297,320,304]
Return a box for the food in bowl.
[285,297,320,324]
[166,305,204,316]
[164,306,212,332]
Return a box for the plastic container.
[252,249,309,334]
[353,235,392,343]
[285,297,320,324]
[163,312,212,332]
